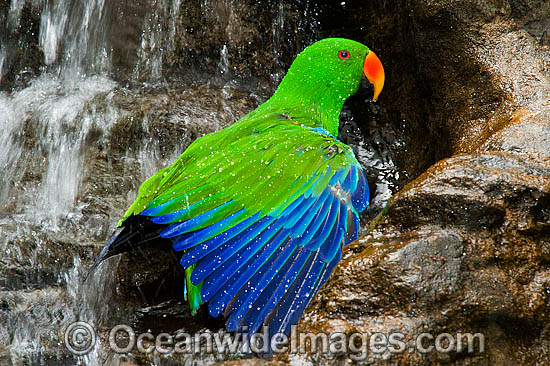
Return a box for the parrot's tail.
[88,215,167,275]
[88,215,204,313]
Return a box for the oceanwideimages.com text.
[65,321,485,360]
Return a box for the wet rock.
[478,110,550,158]
[0,0,44,90]
[109,0,320,86]
[274,152,550,365]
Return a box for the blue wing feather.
[199,224,284,302]
[281,196,317,229]
[292,194,326,237]
[180,215,268,271]
[304,197,339,252]
[172,210,258,251]
[225,239,299,331]
[206,232,290,315]
[319,200,347,262]
[160,201,233,236]
[265,253,325,339]
[272,249,342,340]
[293,192,333,247]
[245,248,312,335]
[351,169,369,212]
[190,216,279,284]
[136,145,369,343]
[329,166,349,186]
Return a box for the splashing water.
[2,77,115,208]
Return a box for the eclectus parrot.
[93,38,384,340]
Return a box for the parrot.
[92,37,385,343]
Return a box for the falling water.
[2,1,131,364]
[0,2,257,363]
[8,0,26,28]
[133,0,182,80]
[39,0,112,78]
[219,43,229,76]
[0,45,6,80]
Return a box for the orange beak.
[363,50,385,102]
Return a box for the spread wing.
[101,111,369,338]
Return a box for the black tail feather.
[88,215,170,276]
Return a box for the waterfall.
[1,0,116,214]
[0,1,120,364]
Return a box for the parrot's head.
[275,38,385,105]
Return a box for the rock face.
[281,0,550,363]
[1,0,549,365]
[297,152,550,365]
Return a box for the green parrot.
[93,37,385,340]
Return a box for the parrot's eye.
[338,50,350,60]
